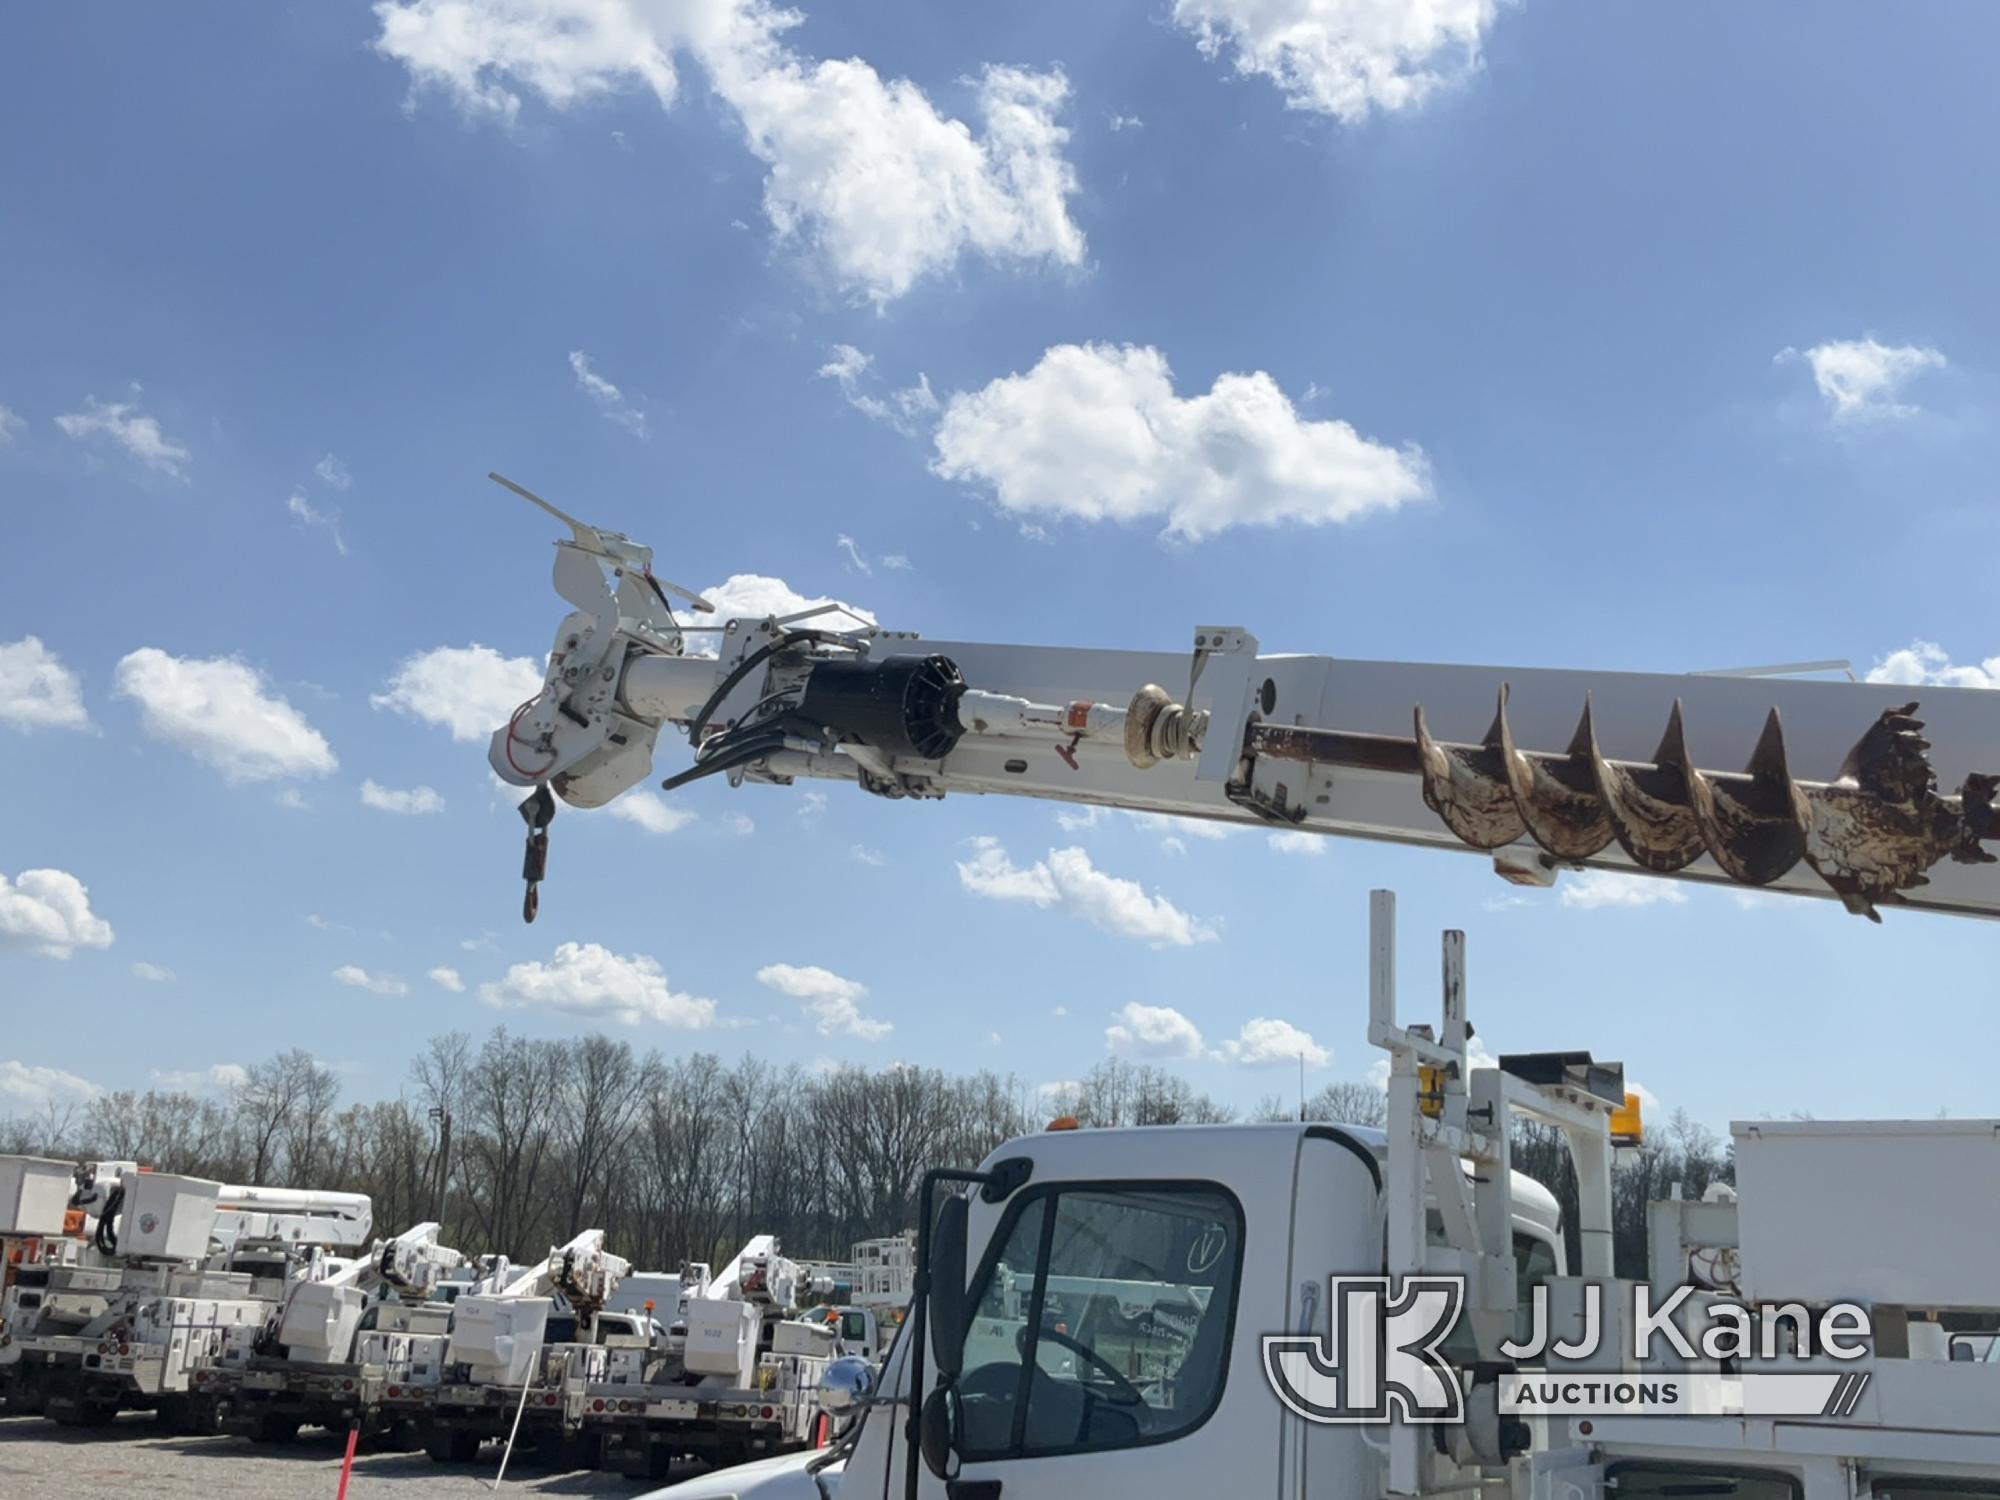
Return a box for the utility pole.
[429,1105,453,1230]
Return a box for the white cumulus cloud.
[0,406,24,445]
[374,0,1085,307]
[603,790,696,835]
[1173,0,1503,122]
[0,1061,102,1109]
[333,964,410,996]
[373,644,544,741]
[150,1063,247,1094]
[1559,870,1688,911]
[115,649,337,783]
[1268,829,1324,856]
[1783,336,1946,421]
[932,343,1429,541]
[0,869,115,959]
[1105,1001,1205,1060]
[756,963,893,1040]
[361,779,446,815]
[956,837,1217,947]
[1221,1016,1330,1068]
[1865,641,1998,690]
[481,940,716,1028]
[131,961,176,983]
[428,965,466,992]
[0,636,92,733]
[55,394,192,480]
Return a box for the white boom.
[707,1235,801,1309]
[489,1228,632,1312]
[484,479,2000,923]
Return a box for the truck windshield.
[957,1183,1241,1460]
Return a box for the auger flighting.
[482,476,2000,923]
[1260,686,1998,919]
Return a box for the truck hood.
[638,1448,840,1500]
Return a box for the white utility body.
[586,1233,845,1482]
[203,1220,466,1446]
[419,1226,636,1466]
[0,1164,372,1431]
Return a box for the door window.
[957,1183,1242,1460]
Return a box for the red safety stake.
[336,1422,360,1500]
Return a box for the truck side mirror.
[928,1194,970,1380]
[918,1383,963,1480]
[817,1355,875,1416]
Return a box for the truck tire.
[156,1396,212,1436]
[531,1429,600,1470]
[50,1396,118,1428]
[426,1428,482,1464]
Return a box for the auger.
[481,476,2000,923]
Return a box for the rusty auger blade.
[1251,695,2000,918]
[1684,709,1809,887]
[1416,702,1522,849]
[1588,698,1704,872]
[1500,687,1614,860]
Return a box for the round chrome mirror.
[817,1355,875,1416]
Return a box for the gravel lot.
[0,1413,703,1499]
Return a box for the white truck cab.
[653,1113,1567,1500]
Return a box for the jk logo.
[1262,1275,1466,1424]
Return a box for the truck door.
[1281,1130,1392,1499]
[938,1180,1251,1497]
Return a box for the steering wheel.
[1030,1325,1147,1407]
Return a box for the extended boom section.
[483,478,2000,922]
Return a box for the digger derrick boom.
[483,495,2000,923]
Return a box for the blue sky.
[2,1,1996,1130]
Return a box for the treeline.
[0,1032,1241,1268]
[0,1030,1729,1280]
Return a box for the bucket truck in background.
[0,1164,372,1432]
[585,1234,843,1482]
[418,1227,637,1466]
[201,1221,465,1447]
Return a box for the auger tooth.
[1415,700,1524,850]
[1588,697,1704,873]
[1685,708,1809,886]
[1498,687,1615,860]
[1960,773,2000,860]
[1801,702,1989,922]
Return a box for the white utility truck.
[0,1164,372,1431]
[585,1234,844,1481]
[654,892,2000,1500]
[203,1220,465,1447]
[419,1226,636,1466]
[472,484,2000,1500]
